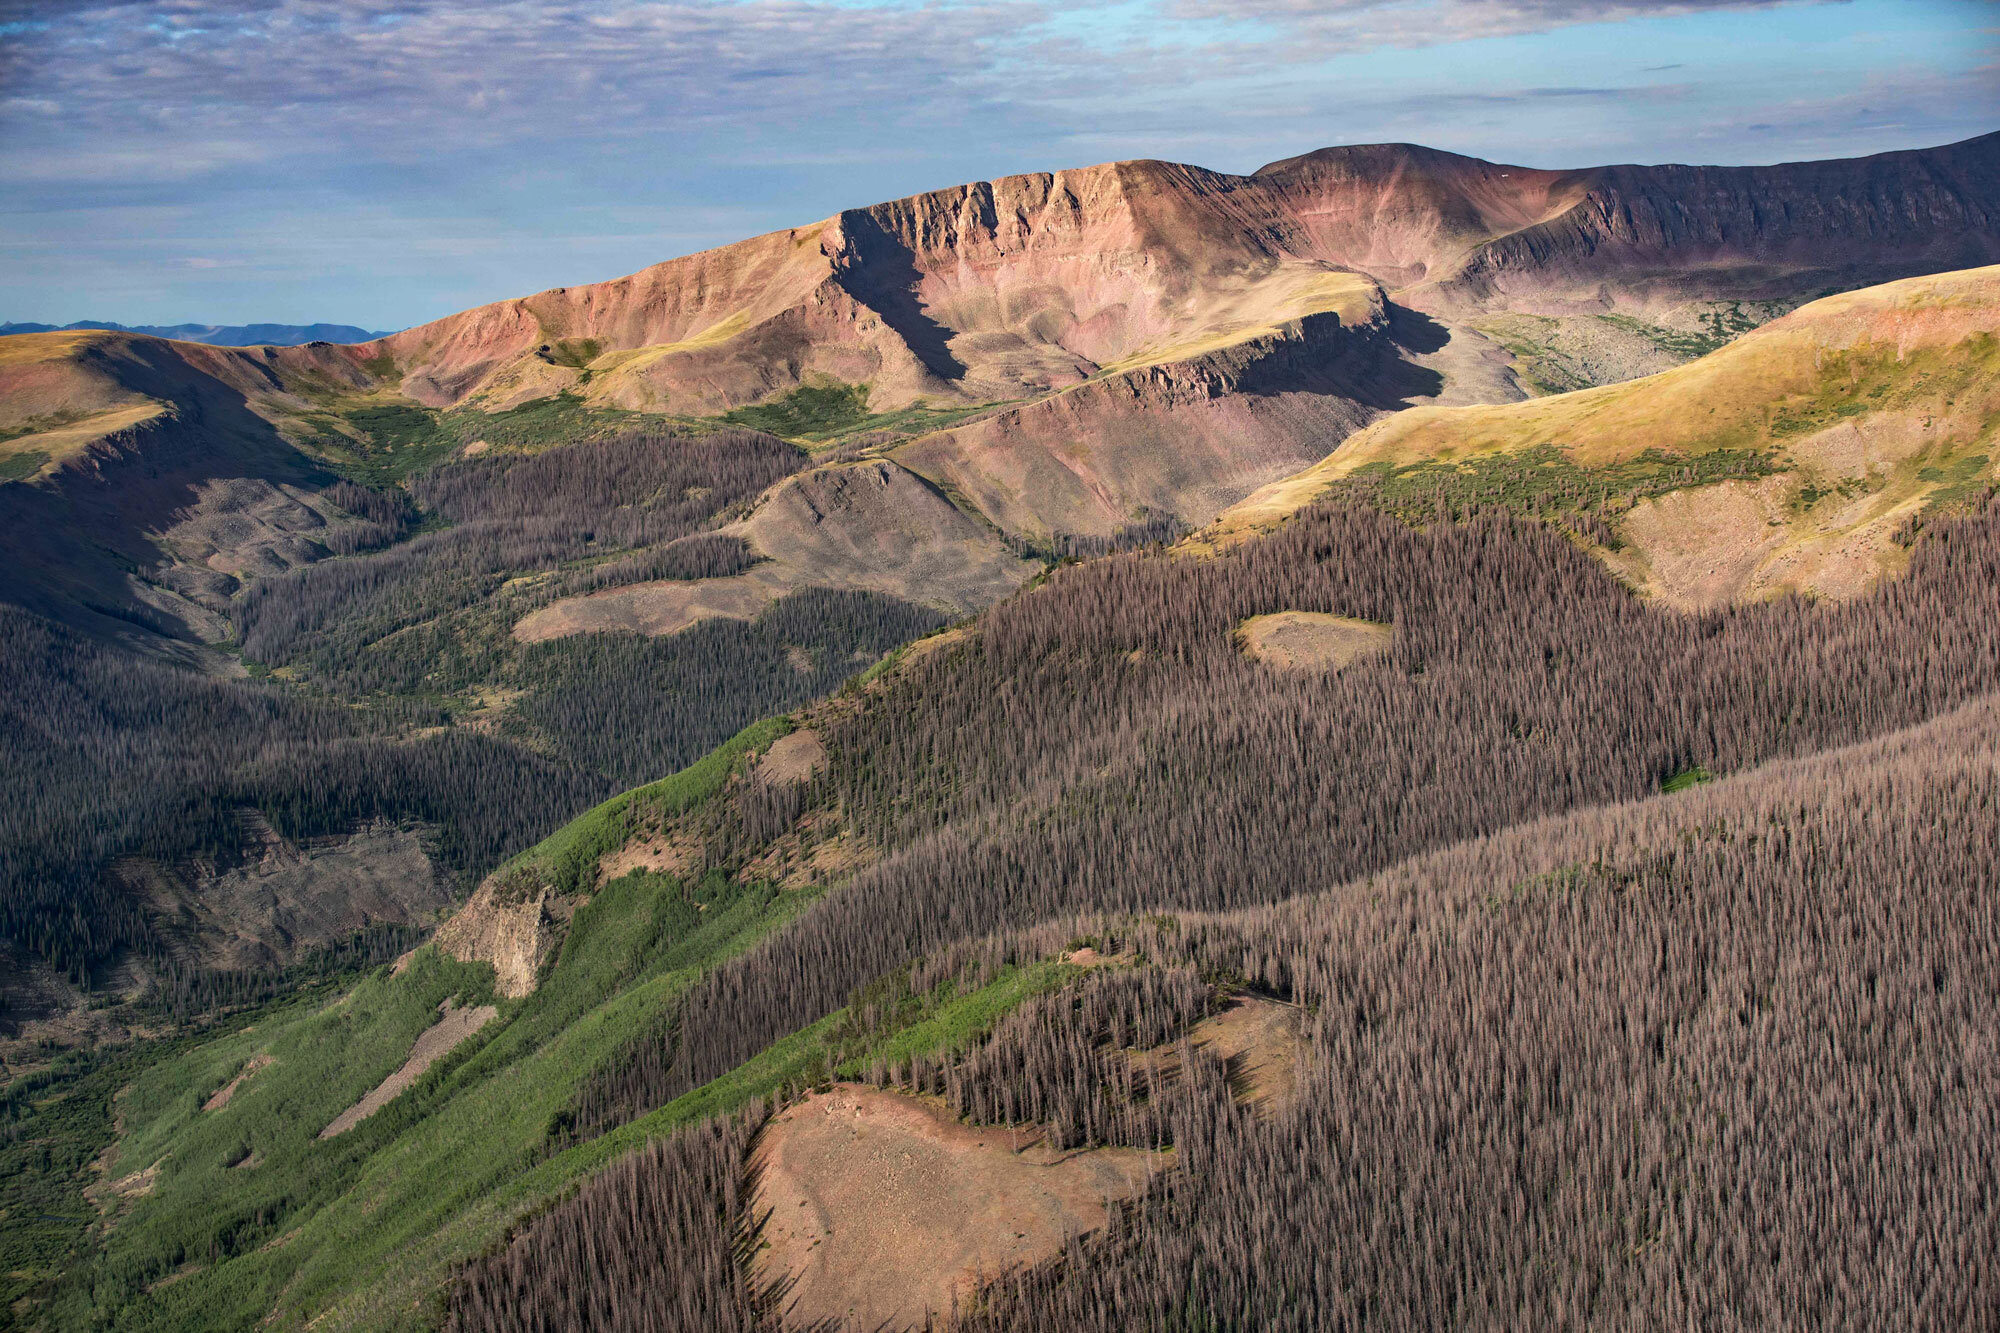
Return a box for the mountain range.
[0,320,394,347]
[2,130,1998,1332]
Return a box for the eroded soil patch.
[597,830,701,884]
[1131,994,1307,1118]
[318,999,497,1139]
[202,1053,273,1111]
[1236,611,1391,670]
[754,729,826,786]
[752,1085,1162,1331]
[1186,994,1305,1115]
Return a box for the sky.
[1,0,1994,330]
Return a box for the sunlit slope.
[349,132,2000,420]
[1216,265,2000,607]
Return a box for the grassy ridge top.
[1211,265,2000,605]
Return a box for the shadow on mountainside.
[830,211,969,385]
[0,337,334,652]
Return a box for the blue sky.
[1,0,1993,330]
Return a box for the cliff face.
[317,132,2000,417]
[1445,135,2000,311]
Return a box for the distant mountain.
[0,319,393,346]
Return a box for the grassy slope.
[1210,266,2000,599]
[44,714,1076,1331]
[717,377,1007,446]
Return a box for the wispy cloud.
[1167,0,1814,53]
[0,0,1991,326]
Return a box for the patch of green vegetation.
[1793,473,1873,512]
[3,1045,148,1321]
[1598,302,1776,362]
[1325,442,1782,538]
[0,963,410,1328]
[441,391,665,454]
[59,852,808,1328]
[290,401,457,486]
[359,350,399,381]
[833,962,1074,1077]
[1754,336,1999,449]
[1917,452,1992,502]
[291,389,696,486]
[1661,766,1715,794]
[346,403,446,452]
[1598,313,1732,360]
[0,408,87,445]
[718,377,1003,446]
[1694,300,1776,346]
[508,715,790,896]
[721,379,874,439]
[0,447,51,482]
[52,711,1078,1329]
[542,338,603,374]
[853,397,1009,441]
[1470,316,1595,397]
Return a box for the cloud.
[1170,0,1822,52]
[0,0,1991,327]
[0,1,1046,173]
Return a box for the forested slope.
[30,469,1999,1329]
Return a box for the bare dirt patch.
[318,999,498,1139]
[1128,994,1306,1119]
[597,830,701,884]
[755,729,826,786]
[1236,611,1392,670]
[752,1085,1162,1331]
[1185,995,1306,1116]
[202,1053,273,1111]
[1614,476,1792,610]
[87,1157,163,1219]
[740,816,875,891]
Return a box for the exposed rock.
[433,873,568,999]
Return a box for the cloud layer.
[1,0,1993,326]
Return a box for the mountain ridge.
[0,320,394,347]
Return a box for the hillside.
[13,457,1999,1329]
[6,133,1995,591]
[354,132,2000,415]
[1216,264,2000,606]
[1,137,1996,1081]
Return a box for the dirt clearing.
[1184,995,1306,1116]
[751,1085,1162,1331]
[1236,611,1392,670]
[318,998,497,1139]
[754,729,826,786]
